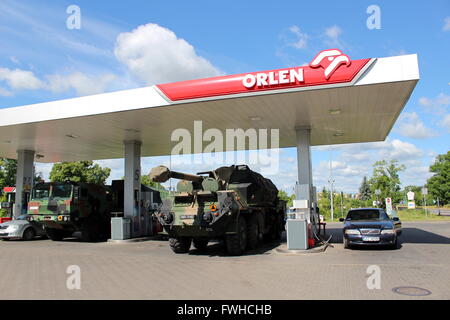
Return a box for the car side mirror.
[339,217,345,222]
[392,217,399,221]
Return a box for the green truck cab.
[27,182,112,241]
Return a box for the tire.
[81,218,100,242]
[263,214,283,242]
[193,238,209,251]
[246,214,259,250]
[23,228,35,241]
[390,237,400,250]
[273,215,283,241]
[344,238,350,249]
[226,215,247,256]
[46,228,65,241]
[169,237,192,253]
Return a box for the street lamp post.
[422,187,428,217]
[329,148,334,221]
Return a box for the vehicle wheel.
[226,215,247,256]
[169,237,192,253]
[343,238,350,249]
[46,228,65,241]
[390,237,400,250]
[23,228,35,241]
[81,219,100,242]
[246,214,259,250]
[273,215,284,240]
[193,238,209,251]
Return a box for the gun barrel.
[149,166,203,183]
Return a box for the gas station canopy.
[0,51,419,163]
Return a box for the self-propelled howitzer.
[150,165,285,255]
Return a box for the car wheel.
[23,228,35,241]
[344,238,350,249]
[390,237,400,250]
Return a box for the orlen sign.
[242,68,304,88]
[157,49,370,101]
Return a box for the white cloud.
[114,23,222,85]
[443,17,450,31]
[311,138,430,192]
[0,67,43,90]
[395,112,437,139]
[9,56,20,65]
[45,72,117,96]
[440,114,450,132]
[0,66,117,97]
[323,25,343,48]
[287,25,309,49]
[419,93,450,114]
[0,87,13,96]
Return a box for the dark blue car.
[339,208,402,249]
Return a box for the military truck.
[150,165,286,255]
[27,182,113,241]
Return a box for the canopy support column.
[14,150,35,218]
[295,127,313,205]
[124,140,141,238]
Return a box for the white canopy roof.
[0,53,419,163]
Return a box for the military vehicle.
[27,182,113,241]
[150,165,286,255]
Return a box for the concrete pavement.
[0,221,449,300]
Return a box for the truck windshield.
[32,184,50,199]
[31,184,72,199]
[52,184,72,198]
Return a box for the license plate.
[180,215,196,220]
[362,236,380,242]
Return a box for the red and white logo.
[309,49,351,80]
[157,49,369,101]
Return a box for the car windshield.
[52,184,72,198]
[346,209,389,221]
[32,184,50,199]
[16,215,29,220]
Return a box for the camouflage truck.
[150,165,286,255]
[27,182,113,241]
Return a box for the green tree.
[0,158,17,189]
[278,190,296,207]
[368,160,405,207]
[141,175,166,190]
[0,158,43,191]
[49,161,111,185]
[427,151,450,205]
[359,176,371,201]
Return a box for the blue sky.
[0,0,449,194]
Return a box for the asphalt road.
[0,221,449,300]
[430,208,450,216]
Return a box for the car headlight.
[345,229,361,235]
[381,229,395,234]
